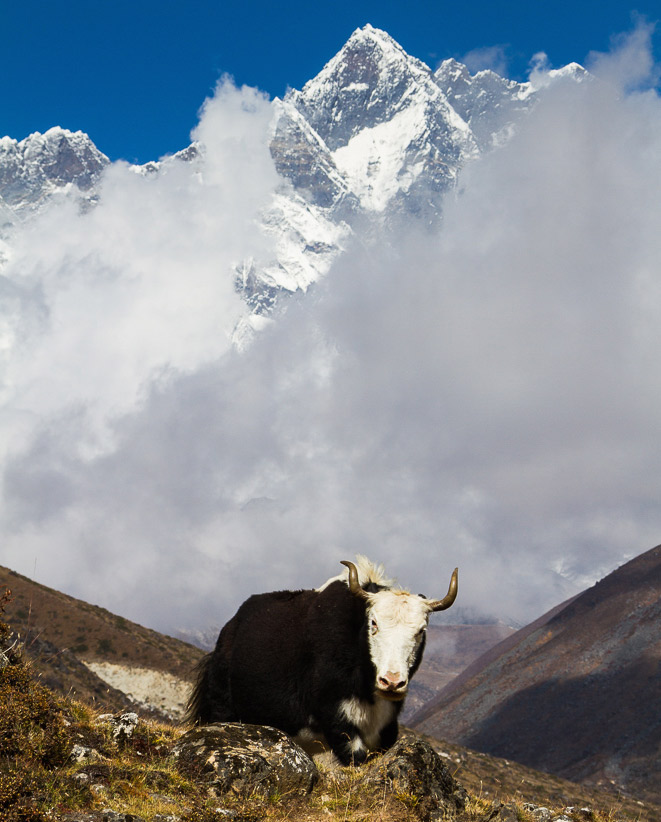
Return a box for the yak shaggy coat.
[187,557,458,765]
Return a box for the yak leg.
[378,714,399,751]
[317,707,369,766]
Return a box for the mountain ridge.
[0,24,587,326]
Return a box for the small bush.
[0,770,46,822]
[0,600,69,769]
[97,637,115,655]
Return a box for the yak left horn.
[426,568,458,612]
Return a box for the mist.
[1,28,660,635]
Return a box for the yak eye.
[370,618,378,635]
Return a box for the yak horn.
[341,560,370,601]
[426,568,459,612]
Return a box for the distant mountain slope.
[401,623,516,720]
[0,564,204,716]
[412,544,661,804]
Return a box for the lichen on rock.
[172,722,319,798]
[365,736,468,820]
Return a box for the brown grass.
[1,592,657,822]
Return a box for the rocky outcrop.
[171,722,468,820]
[366,736,468,821]
[172,722,319,798]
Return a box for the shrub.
[0,589,69,768]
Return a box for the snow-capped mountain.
[0,25,583,320]
[0,127,109,267]
[286,25,476,215]
[0,127,108,216]
[433,59,535,151]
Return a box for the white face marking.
[366,591,430,697]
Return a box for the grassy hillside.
[0,565,203,674]
[2,590,658,822]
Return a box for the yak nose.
[378,671,407,691]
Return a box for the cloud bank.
[1,29,660,635]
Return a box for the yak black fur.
[186,578,425,765]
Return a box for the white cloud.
[1,32,660,636]
[461,45,509,77]
[587,18,659,92]
[0,80,276,459]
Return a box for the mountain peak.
[548,62,588,81]
[0,127,109,212]
[288,24,469,153]
[344,23,412,56]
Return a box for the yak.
[186,556,458,765]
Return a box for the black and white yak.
[186,556,458,765]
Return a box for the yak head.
[341,560,458,702]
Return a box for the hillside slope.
[2,590,659,822]
[412,544,661,804]
[402,623,515,720]
[0,564,204,716]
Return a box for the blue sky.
[1,0,658,163]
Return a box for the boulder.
[70,743,106,764]
[366,736,467,821]
[488,800,522,822]
[172,722,318,798]
[96,711,139,743]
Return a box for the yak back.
[226,581,375,734]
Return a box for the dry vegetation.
[1,589,657,822]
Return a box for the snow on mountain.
[0,127,108,216]
[269,98,358,214]
[433,59,535,151]
[0,26,587,323]
[288,24,476,216]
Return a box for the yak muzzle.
[376,671,408,701]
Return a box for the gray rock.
[488,800,520,822]
[172,722,318,798]
[524,805,553,821]
[365,737,467,820]
[70,743,105,764]
[96,711,140,743]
